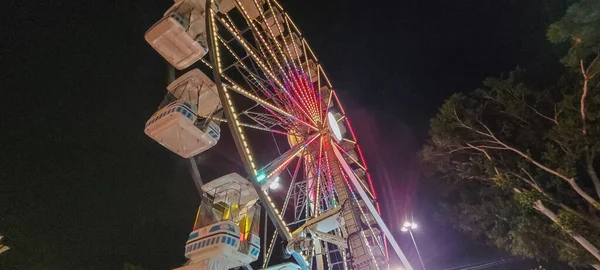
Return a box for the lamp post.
[401,222,425,270]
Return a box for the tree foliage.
[421,1,600,267]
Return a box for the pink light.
[290,69,318,121]
[285,78,317,126]
[314,135,324,214]
[294,69,319,122]
[323,145,335,194]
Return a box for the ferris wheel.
[142,0,413,269]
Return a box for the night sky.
[1,0,573,269]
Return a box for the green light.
[256,173,266,182]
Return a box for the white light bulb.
[270,177,280,190]
[327,111,343,141]
[411,223,417,229]
[403,221,411,228]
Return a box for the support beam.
[186,158,204,197]
[331,143,413,270]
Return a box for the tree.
[421,70,600,267]
[421,1,600,267]
[548,0,600,136]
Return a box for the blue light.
[256,173,266,182]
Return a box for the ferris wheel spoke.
[253,2,294,72]
[214,20,282,101]
[258,132,320,179]
[216,36,271,95]
[204,115,289,135]
[263,155,303,267]
[252,34,320,127]
[200,38,307,130]
[213,10,285,90]
[228,2,322,126]
[312,135,325,214]
[239,110,296,134]
[214,16,321,128]
[233,0,292,87]
[222,81,319,131]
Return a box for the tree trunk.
[567,178,600,211]
[533,200,600,264]
[586,150,600,199]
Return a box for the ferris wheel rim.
[200,0,394,268]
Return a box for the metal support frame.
[186,158,204,196]
[331,143,413,270]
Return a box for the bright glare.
[411,223,418,229]
[327,112,343,141]
[400,227,408,232]
[270,177,280,190]
[257,173,266,182]
[403,221,412,228]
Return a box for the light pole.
[401,222,425,270]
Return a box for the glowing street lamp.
[401,221,425,270]
[269,176,280,190]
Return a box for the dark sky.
[1,0,573,269]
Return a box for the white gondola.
[145,0,209,70]
[284,33,303,60]
[167,69,220,117]
[301,59,318,83]
[175,173,261,270]
[145,101,220,158]
[261,9,284,38]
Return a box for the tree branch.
[586,149,600,199]
[458,115,600,210]
[466,143,493,160]
[551,138,571,155]
[509,171,542,193]
[533,200,600,264]
[503,87,559,126]
[454,110,495,138]
[513,179,600,229]
[502,140,600,210]
[581,59,589,135]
